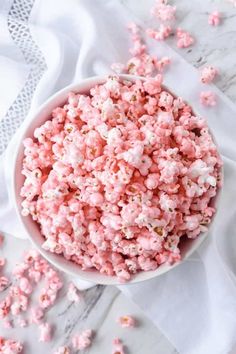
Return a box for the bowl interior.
[13,75,221,285]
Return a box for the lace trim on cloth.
[0,0,47,154]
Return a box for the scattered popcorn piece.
[112,338,126,354]
[208,11,221,26]
[0,337,23,353]
[200,91,217,106]
[146,24,172,41]
[72,329,93,351]
[117,315,136,328]
[39,322,53,342]
[53,346,71,354]
[176,28,194,48]
[67,282,80,303]
[19,277,33,295]
[156,57,171,72]
[30,307,44,324]
[151,0,176,22]
[200,66,218,84]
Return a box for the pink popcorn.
[30,307,44,324]
[151,0,176,22]
[39,288,57,309]
[67,282,80,302]
[176,28,194,48]
[200,91,217,106]
[20,75,221,282]
[200,66,218,84]
[117,315,136,328]
[0,337,23,354]
[146,24,172,41]
[39,322,52,342]
[112,338,126,354]
[53,347,70,354]
[208,11,221,26]
[19,277,32,294]
[72,329,93,351]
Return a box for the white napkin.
[0,0,236,353]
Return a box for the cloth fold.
[0,0,236,353]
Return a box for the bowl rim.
[12,74,224,285]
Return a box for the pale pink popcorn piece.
[117,315,136,328]
[67,282,81,302]
[208,11,221,26]
[30,307,44,324]
[146,24,172,41]
[72,329,93,351]
[19,277,32,294]
[200,91,217,106]
[53,346,70,354]
[112,338,126,354]
[0,337,23,353]
[176,28,194,48]
[151,0,176,22]
[200,66,218,84]
[39,322,53,342]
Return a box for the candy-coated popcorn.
[39,322,52,342]
[19,277,32,295]
[30,307,44,324]
[112,338,126,354]
[21,48,221,284]
[67,282,80,302]
[0,337,23,353]
[53,347,70,354]
[151,0,176,22]
[200,91,217,106]
[208,11,221,26]
[117,315,136,328]
[146,25,172,41]
[200,66,218,84]
[72,329,93,351]
[176,28,194,48]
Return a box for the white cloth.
[0,0,236,353]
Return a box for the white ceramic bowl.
[13,74,222,285]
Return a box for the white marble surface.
[1,0,236,353]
